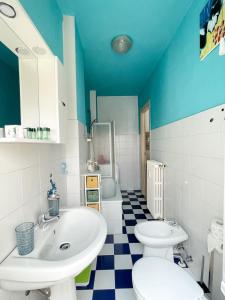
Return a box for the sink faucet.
[38,210,60,228]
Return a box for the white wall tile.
[22,197,41,224]
[67,119,79,139]
[0,171,23,220]
[67,175,80,194]
[66,192,81,207]
[65,120,88,207]
[0,289,12,300]
[151,104,224,296]
[0,141,69,300]
[0,144,23,174]
[0,116,87,300]
[97,96,140,190]
[20,144,39,169]
[66,157,80,176]
[0,208,23,262]
[78,121,88,201]
[21,166,40,203]
[66,138,79,158]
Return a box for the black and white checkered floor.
[76,190,152,300]
[77,190,189,300]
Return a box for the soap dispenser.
[47,174,60,216]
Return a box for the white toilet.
[132,257,206,300]
[134,220,188,261]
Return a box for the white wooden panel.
[57,59,67,143]
[63,16,77,120]
[19,58,39,127]
[38,57,58,142]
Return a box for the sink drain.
[59,242,71,250]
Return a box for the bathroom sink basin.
[0,207,107,298]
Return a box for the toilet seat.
[132,257,204,300]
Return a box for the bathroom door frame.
[140,101,150,196]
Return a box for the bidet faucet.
[38,209,60,228]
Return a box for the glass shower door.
[92,123,112,177]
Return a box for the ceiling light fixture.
[111,35,133,54]
[0,2,16,18]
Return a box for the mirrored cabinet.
[0,1,67,144]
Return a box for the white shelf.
[0,138,56,144]
[84,174,101,211]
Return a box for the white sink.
[0,207,107,300]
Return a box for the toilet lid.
[132,257,204,300]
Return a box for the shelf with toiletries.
[0,138,55,144]
[0,125,55,143]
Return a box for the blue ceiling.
[57,0,193,96]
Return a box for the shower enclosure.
[92,122,122,234]
[92,122,115,178]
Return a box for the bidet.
[134,220,188,261]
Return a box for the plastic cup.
[15,222,34,255]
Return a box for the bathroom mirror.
[0,42,20,127]
[0,16,39,131]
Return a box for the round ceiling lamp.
[111,35,133,54]
[0,2,16,18]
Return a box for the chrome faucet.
[38,210,60,228]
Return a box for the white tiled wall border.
[151,104,225,300]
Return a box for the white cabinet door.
[57,59,67,143]
[38,57,67,143]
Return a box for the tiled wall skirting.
[151,104,225,300]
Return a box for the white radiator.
[147,160,165,219]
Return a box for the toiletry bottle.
[37,127,43,139]
[47,175,60,216]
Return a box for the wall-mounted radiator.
[147,160,165,219]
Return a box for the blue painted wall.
[75,26,87,125]
[139,0,225,129]
[20,0,63,62]
[0,58,20,127]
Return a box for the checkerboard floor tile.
[76,190,187,299]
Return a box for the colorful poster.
[200,0,225,60]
